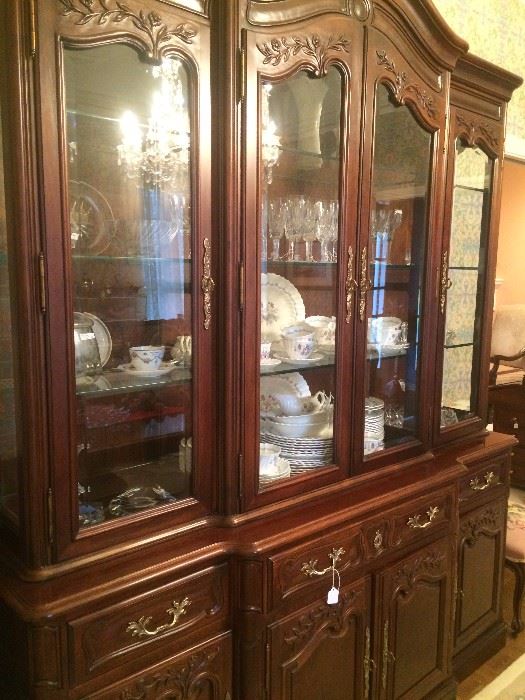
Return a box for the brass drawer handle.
[469,471,498,491]
[201,238,215,330]
[301,547,345,577]
[407,506,439,530]
[127,597,191,638]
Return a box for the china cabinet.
[0,0,521,698]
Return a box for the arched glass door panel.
[363,83,432,458]
[64,44,194,527]
[258,67,342,487]
[440,139,493,429]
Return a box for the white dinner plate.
[261,273,305,341]
[83,312,112,367]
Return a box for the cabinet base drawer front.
[269,527,363,606]
[459,456,508,507]
[390,489,454,550]
[68,564,229,686]
[84,631,232,700]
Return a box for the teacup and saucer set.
[118,345,180,377]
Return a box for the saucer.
[118,362,178,377]
[274,352,323,365]
[260,358,282,367]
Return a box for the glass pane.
[0,102,20,525]
[64,45,193,528]
[258,68,342,488]
[364,83,432,457]
[440,139,492,427]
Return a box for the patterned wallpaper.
[433,0,525,159]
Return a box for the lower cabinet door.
[86,632,232,700]
[267,576,371,700]
[377,538,453,700]
[455,496,506,653]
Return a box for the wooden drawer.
[269,488,453,608]
[459,456,508,509]
[389,488,454,551]
[269,525,364,606]
[68,563,229,687]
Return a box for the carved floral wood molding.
[58,0,196,62]
[456,112,499,151]
[393,549,446,593]
[283,590,359,646]
[257,34,350,76]
[119,646,220,699]
[376,50,436,120]
[460,505,502,546]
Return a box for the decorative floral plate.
[261,272,305,341]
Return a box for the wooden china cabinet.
[0,0,521,698]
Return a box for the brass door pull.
[127,597,191,638]
[407,506,439,529]
[201,238,215,330]
[381,620,395,689]
[359,246,372,321]
[439,250,452,314]
[345,245,358,323]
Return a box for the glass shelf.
[76,366,191,397]
[73,254,190,264]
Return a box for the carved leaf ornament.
[456,112,499,151]
[257,34,350,75]
[59,0,196,62]
[376,49,436,120]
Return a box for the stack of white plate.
[364,396,384,454]
[260,430,333,473]
[364,396,384,438]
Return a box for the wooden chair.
[506,499,525,635]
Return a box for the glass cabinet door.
[257,67,343,489]
[62,43,199,529]
[439,139,493,430]
[363,83,432,458]
[0,101,20,527]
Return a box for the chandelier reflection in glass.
[261,83,281,184]
[117,59,190,189]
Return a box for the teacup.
[259,442,281,475]
[129,345,165,371]
[305,316,336,346]
[367,317,402,345]
[281,328,315,360]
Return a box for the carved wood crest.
[456,112,499,152]
[257,34,350,76]
[58,0,197,63]
[461,505,502,546]
[393,549,446,594]
[247,0,371,25]
[283,590,359,647]
[376,50,436,120]
[119,646,220,699]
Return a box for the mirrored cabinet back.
[0,0,521,697]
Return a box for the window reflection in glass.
[364,83,432,457]
[440,139,492,427]
[258,68,342,488]
[0,102,20,525]
[64,45,193,527]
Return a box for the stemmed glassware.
[371,206,402,262]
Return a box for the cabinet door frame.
[375,537,454,700]
[353,26,448,474]
[267,575,371,700]
[433,103,504,446]
[36,0,215,560]
[240,16,364,510]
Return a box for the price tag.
[327,586,339,605]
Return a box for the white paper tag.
[327,586,339,605]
